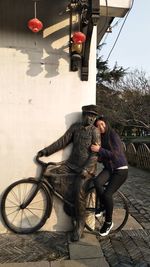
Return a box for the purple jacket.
[98,130,128,172]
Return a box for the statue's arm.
[82,127,101,176]
[39,123,77,157]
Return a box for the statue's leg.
[44,164,77,217]
[71,176,91,241]
[44,163,88,241]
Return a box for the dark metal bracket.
[70,0,100,81]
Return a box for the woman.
[91,116,128,236]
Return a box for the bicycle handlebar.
[35,155,58,167]
[35,155,65,168]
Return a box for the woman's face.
[96,120,106,133]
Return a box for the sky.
[99,0,150,76]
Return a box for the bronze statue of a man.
[37,105,101,241]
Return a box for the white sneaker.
[99,222,114,236]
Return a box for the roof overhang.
[97,0,132,43]
[100,0,132,18]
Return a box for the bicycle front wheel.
[85,189,129,235]
[1,178,52,234]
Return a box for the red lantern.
[72,32,86,44]
[27,1,43,33]
[28,18,43,33]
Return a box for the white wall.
[0,11,97,232]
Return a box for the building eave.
[98,0,132,42]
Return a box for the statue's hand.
[80,169,89,179]
[37,150,45,157]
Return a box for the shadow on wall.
[34,112,82,177]
[0,0,70,78]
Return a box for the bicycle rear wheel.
[85,188,129,235]
[1,178,52,234]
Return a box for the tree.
[96,56,126,85]
[96,68,150,133]
[116,69,150,130]
[96,45,127,85]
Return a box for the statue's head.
[82,105,99,126]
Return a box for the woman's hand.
[91,143,101,152]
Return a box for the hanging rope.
[34,1,37,18]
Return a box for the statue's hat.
[82,104,99,115]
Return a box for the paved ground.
[0,166,149,267]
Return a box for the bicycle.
[1,156,129,236]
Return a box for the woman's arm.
[91,131,120,160]
[91,143,113,159]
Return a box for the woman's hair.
[95,115,111,146]
[94,115,110,130]
[95,115,123,158]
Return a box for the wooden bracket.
[70,0,100,81]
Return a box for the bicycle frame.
[21,155,75,213]
[40,178,75,208]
